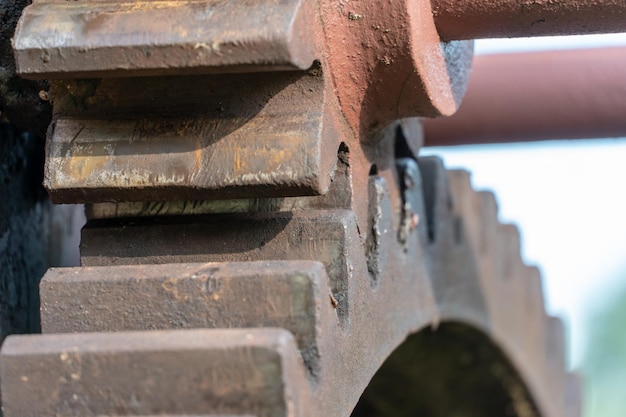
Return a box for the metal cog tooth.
[1,328,313,417]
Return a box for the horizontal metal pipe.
[433,0,626,41]
[423,47,626,146]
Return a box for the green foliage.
[582,277,626,417]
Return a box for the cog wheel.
[0,153,579,417]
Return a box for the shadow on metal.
[351,322,540,417]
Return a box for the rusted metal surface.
[320,0,474,126]
[23,0,625,203]
[41,261,325,374]
[2,0,596,414]
[424,47,626,146]
[1,328,312,417]
[13,0,317,78]
[420,160,572,417]
[44,71,341,203]
[80,210,360,321]
[13,0,625,124]
[83,143,352,218]
[0,157,579,417]
[433,0,626,41]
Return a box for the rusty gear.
[0,0,615,415]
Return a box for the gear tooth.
[546,316,567,369]
[477,191,499,235]
[40,261,330,378]
[0,328,312,417]
[447,170,472,204]
[475,191,499,282]
[80,210,357,325]
[447,170,472,223]
[447,169,472,198]
[520,266,548,369]
[439,169,575,417]
[496,223,524,280]
[543,315,568,417]
[417,156,451,243]
[492,223,526,348]
[524,266,547,315]
[418,155,446,168]
[477,190,498,210]
[447,169,481,249]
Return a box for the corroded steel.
[79,210,360,319]
[44,72,341,202]
[1,328,312,417]
[21,0,626,203]
[424,47,626,146]
[41,261,324,369]
[433,0,626,41]
[1,159,579,417]
[13,0,317,78]
[320,0,474,126]
[1,0,598,414]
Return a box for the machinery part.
[40,261,325,371]
[12,0,317,78]
[2,328,313,417]
[15,0,626,125]
[43,72,341,203]
[79,210,359,321]
[2,0,603,415]
[14,0,473,124]
[424,47,626,146]
[13,0,626,204]
[1,158,579,417]
[433,0,626,40]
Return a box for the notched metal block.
[13,0,317,78]
[80,210,358,323]
[41,261,326,375]
[44,72,339,203]
[0,328,311,417]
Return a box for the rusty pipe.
[423,47,626,146]
[433,0,626,41]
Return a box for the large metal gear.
[1,152,580,417]
[0,96,578,412]
[0,0,622,415]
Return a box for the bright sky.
[424,34,626,368]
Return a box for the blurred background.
[424,34,626,417]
